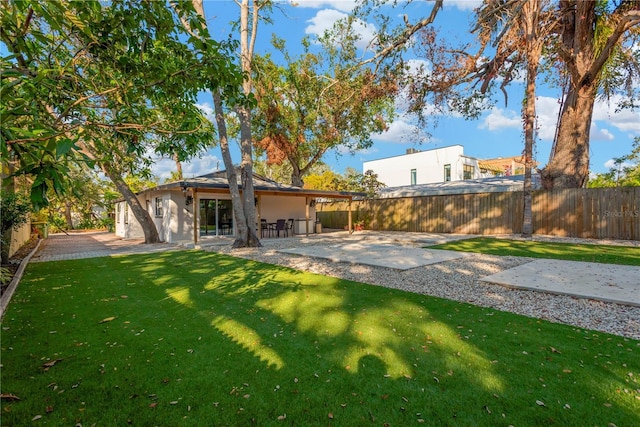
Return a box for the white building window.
[116,204,121,223]
[463,164,474,180]
[444,164,451,182]
[155,197,163,217]
[410,169,417,185]
[124,203,129,224]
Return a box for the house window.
[124,203,129,224]
[463,164,474,180]
[116,203,121,223]
[444,164,451,182]
[155,197,163,217]
[410,169,417,185]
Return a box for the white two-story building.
[363,145,523,187]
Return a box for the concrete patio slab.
[481,259,640,306]
[279,243,470,270]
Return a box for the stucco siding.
[170,192,194,243]
[258,195,316,224]
[363,145,493,186]
[364,145,466,186]
[113,196,155,240]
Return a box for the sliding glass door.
[199,199,234,236]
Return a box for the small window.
[116,204,121,223]
[463,164,474,180]
[410,169,417,186]
[444,164,451,182]
[124,203,129,224]
[155,197,163,217]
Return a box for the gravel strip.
[201,231,640,340]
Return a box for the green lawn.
[428,237,640,265]
[1,251,638,426]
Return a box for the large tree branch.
[357,0,443,71]
[585,8,640,86]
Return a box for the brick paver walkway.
[31,232,178,262]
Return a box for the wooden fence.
[317,187,640,241]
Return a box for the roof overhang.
[136,175,364,200]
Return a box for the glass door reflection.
[199,199,234,236]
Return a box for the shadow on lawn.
[129,251,637,425]
[2,250,638,426]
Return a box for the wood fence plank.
[316,187,639,240]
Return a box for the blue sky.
[137,1,639,180]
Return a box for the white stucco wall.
[258,195,315,222]
[258,195,317,234]
[363,145,486,187]
[114,190,320,242]
[114,197,147,240]
[172,191,195,243]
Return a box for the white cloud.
[152,152,222,182]
[196,102,215,123]
[335,144,378,156]
[479,107,521,131]
[590,124,615,141]
[293,0,356,12]
[592,95,640,134]
[373,118,422,143]
[534,96,562,140]
[445,0,483,11]
[305,9,376,50]
[305,9,345,35]
[603,158,633,169]
[536,94,640,141]
[404,58,432,76]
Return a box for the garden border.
[0,239,42,319]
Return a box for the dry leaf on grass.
[42,359,63,371]
[0,393,20,401]
[99,317,116,324]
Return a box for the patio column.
[256,195,262,223]
[193,188,198,245]
[348,198,353,234]
[305,197,310,236]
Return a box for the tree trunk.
[64,201,74,229]
[238,104,261,247]
[540,85,596,189]
[173,152,183,180]
[230,0,260,248]
[102,165,160,243]
[521,0,541,238]
[213,93,261,248]
[290,162,304,188]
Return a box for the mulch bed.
[1,237,40,297]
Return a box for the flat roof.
[376,175,541,198]
[362,144,464,164]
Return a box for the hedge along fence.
[317,187,640,240]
